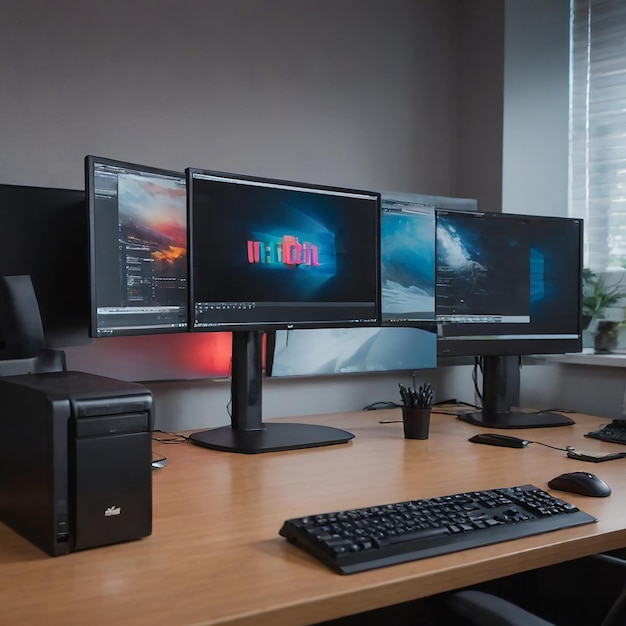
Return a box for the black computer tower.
[0,370,153,555]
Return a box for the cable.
[433,397,457,405]
[472,357,483,404]
[152,430,188,443]
[363,401,401,411]
[527,440,575,452]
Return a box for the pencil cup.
[402,407,431,440]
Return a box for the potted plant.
[582,268,625,329]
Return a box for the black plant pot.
[594,320,620,353]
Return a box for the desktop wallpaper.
[117,172,187,308]
[380,199,436,321]
[526,216,582,333]
[190,177,379,305]
[435,212,531,318]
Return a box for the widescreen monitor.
[435,211,583,428]
[187,169,380,331]
[186,168,381,454]
[86,156,188,337]
[0,184,89,349]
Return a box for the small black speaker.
[0,274,46,359]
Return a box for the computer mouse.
[468,433,529,448]
[548,471,611,497]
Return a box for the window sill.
[529,349,626,368]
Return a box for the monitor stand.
[457,355,575,429]
[458,409,574,429]
[188,331,355,453]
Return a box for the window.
[569,0,626,272]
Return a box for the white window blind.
[569,0,626,271]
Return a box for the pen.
[398,381,434,408]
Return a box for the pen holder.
[401,406,431,440]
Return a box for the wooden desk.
[0,409,625,625]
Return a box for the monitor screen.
[436,211,583,357]
[0,184,89,348]
[380,192,436,324]
[187,169,381,331]
[86,156,188,337]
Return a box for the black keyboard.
[586,427,626,445]
[279,484,596,574]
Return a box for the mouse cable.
[526,439,575,452]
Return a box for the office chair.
[443,554,626,626]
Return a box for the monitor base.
[458,410,575,429]
[188,423,355,454]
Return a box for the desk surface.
[0,409,625,626]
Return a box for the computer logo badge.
[104,505,122,517]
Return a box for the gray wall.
[456,0,504,212]
[2,0,462,195]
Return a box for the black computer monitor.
[0,184,89,349]
[186,168,381,453]
[86,156,188,337]
[435,211,583,428]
